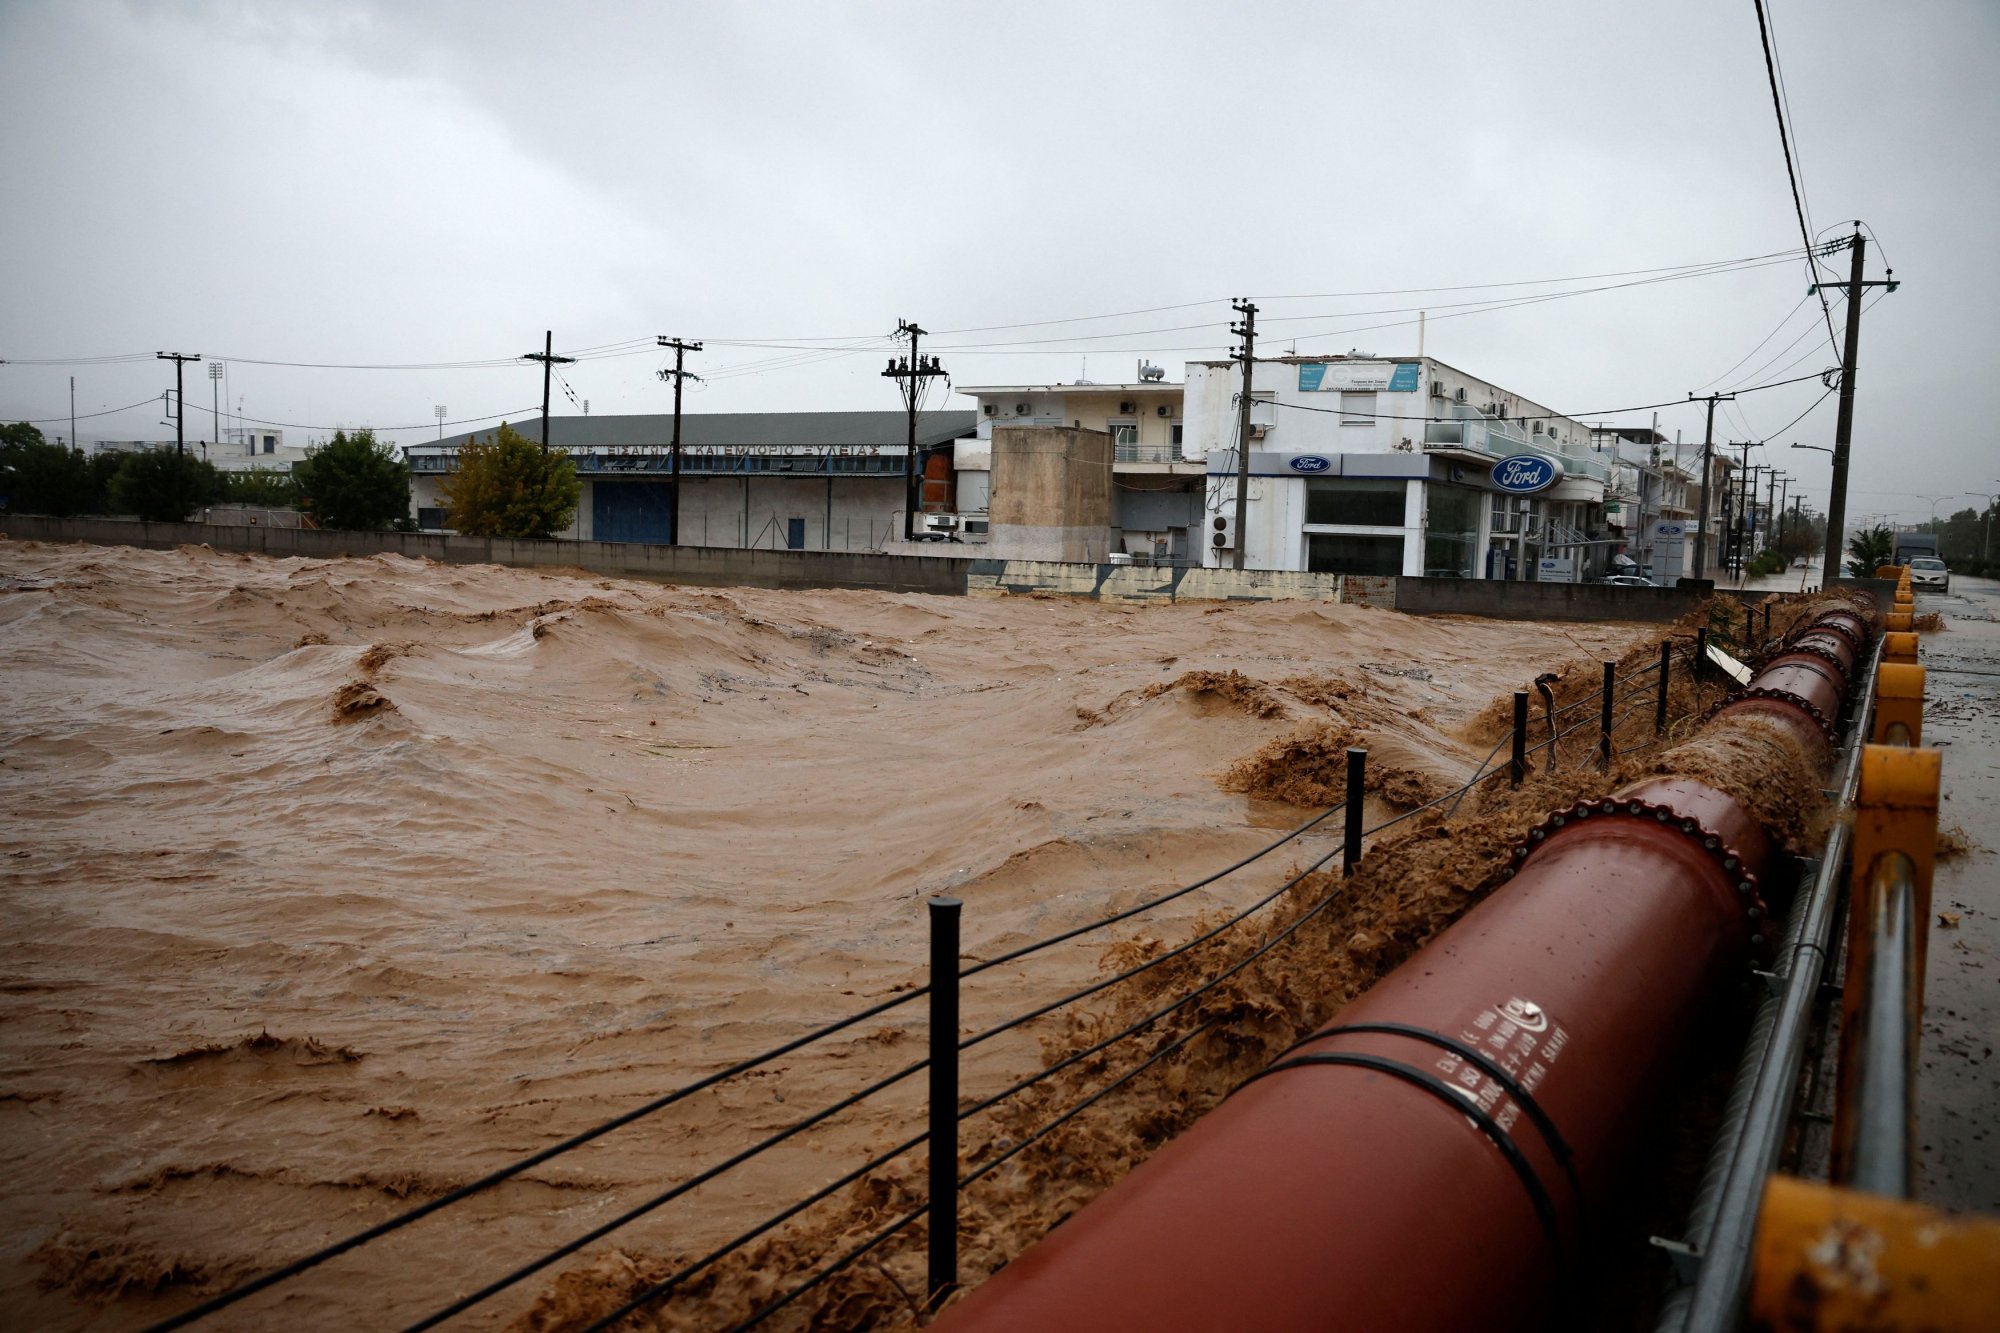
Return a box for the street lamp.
[1789,443,1833,455]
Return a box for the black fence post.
[1694,626,1709,685]
[1745,604,1756,655]
[1655,639,1671,736]
[926,897,961,1312]
[1343,748,1367,877]
[1511,691,1529,788]
[1763,600,1772,634]
[1599,661,1616,770]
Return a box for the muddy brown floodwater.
[0,540,1653,1331]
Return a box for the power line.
[1752,0,1843,361]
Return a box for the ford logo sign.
[1492,454,1563,494]
[1288,455,1333,474]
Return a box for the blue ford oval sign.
[1492,454,1563,493]
[1288,455,1333,474]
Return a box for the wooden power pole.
[657,337,703,546]
[1229,299,1257,571]
[522,331,575,453]
[156,351,200,455]
[1687,391,1735,580]
[1818,228,1898,585]
[883,321,944,543]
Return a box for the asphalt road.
[1912,574,2000,1212]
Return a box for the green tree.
[1844,523,1895,577]
[222,467,301,508]
[439,422,581,538]
[1,424,99,516]
[293,428,410,530]
[108,448,224,522]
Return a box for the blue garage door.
[592,481,674,545]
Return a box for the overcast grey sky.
[3,0,1995,525]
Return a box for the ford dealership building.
[1182,356,1612,580]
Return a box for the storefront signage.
[1288,455,1333,474]
[1652,520,1688,539]
[1297,362,1422,393]
[1492,454,1563,494]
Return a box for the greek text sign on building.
[1492,454,1564,494]
[1297,362,1422,393]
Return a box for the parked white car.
[1908,557,1950,592]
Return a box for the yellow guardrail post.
[1751,1176,2000,1331]
[1871,662,1927,746]
[1834,744,1940,1191]
[1880,630,1920,665]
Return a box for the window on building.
[1424,484,1483,578]
[1305,477,1405,527]
[1307,533,1404,576]
[1491,494,1522,533]
[262,436,275,453]
[1339,392,1377,426]
[1109,421,1139,446]
[1170,422,1184,446]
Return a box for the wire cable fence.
[149,616,1800,1333]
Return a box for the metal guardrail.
[1665,632,1883,1332]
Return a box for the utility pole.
[1229,299,1258,572]
[1819,226,1898,586]
[69,376,76,454]
[156,351,200,455]
[882,321,944,543]
[522,330,574,453]
[1688,391,1735,580]
[1765,468,1781,563]
[657,336,703,547]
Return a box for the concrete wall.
[1392,575,1702,623]
[0,515,966,596]
[987,425,1113,562]
[11,515,1845,623]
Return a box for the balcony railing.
[1114,442,1184,465]
[1420,406,1610,483]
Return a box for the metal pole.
[927,897,962,1311]
[1656,640,1672,735]
[1821,230,1867,587]
[69,376,76,455]
[1510,691,1528,787]
[1599,661,1616,769]
[1342,748,1366,876]
[1694,626,1709,685]
[1840,851,1917,1199]
[1745,605,1756,654]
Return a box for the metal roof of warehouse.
[416,410,976,452]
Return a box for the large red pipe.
[935,603,1870,1333]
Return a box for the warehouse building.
[409,411,975,549]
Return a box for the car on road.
[1909,557,1950,592]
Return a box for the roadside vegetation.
[438,422,581,538]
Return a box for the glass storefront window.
[1307,533,1404,575]
[1305,478,1406,526]
[1424,484,1482,578]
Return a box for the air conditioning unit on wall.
[1430,381,1446,399]
[1454,387,1468,403]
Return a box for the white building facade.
[953,376,1204,562]
[1184,356,1614,580]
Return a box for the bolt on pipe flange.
[1703,686,1843,746]
[1503,795,1769,926]
[1769,639,1853,683]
